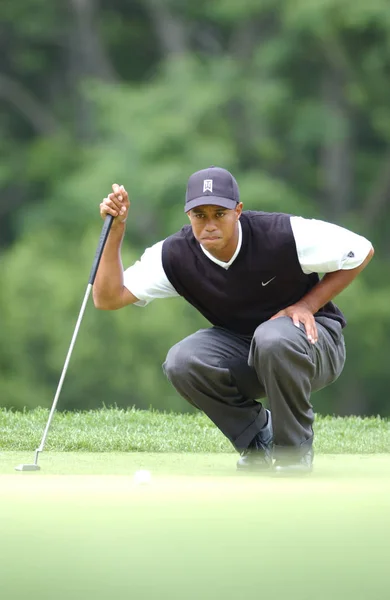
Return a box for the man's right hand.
[100,183,130,225]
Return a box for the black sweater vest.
[161,211,346,335]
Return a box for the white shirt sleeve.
[123,240,179,307]
[290,216,373,275]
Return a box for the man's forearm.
[300,248,374,314]
[93,224,126,308]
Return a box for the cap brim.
[184,196,237,212]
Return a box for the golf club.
[15,214,114,472]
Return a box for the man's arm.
[93,184,139,310]
[272,216,375,343]
[271,246,374,344]
[299,247,374,316]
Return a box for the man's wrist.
[297,298,318,315]
[110,220,127,234]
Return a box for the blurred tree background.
[0,0,389,416]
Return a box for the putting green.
[0,453,389,600]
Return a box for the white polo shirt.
[123,216,372,306]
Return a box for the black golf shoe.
[273,446,314,476]
[236,409,273,472]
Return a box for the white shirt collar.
[200,219,242,270]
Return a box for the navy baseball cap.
[184,166,240,212]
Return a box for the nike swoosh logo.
[262,276,276,287]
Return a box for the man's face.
[187,203,243,254]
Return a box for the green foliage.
[0,0,389,416]
[0,227,207,412]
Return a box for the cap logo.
[203,179,213,193]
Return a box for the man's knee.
[250,318,301,366]
[163,341,191,383]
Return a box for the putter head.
[15,464,40,472]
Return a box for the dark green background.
[1,0,389,416]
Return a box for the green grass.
[2,451,390,476]
[1,407,389,453]
[2,409,388,599]
[1,454,389,600]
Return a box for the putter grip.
[88,214,114,284]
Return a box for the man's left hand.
[270,302,317,344]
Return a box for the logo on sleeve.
[203,179,213,193]
[347,251,355,257]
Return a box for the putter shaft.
[14,215,114,473]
